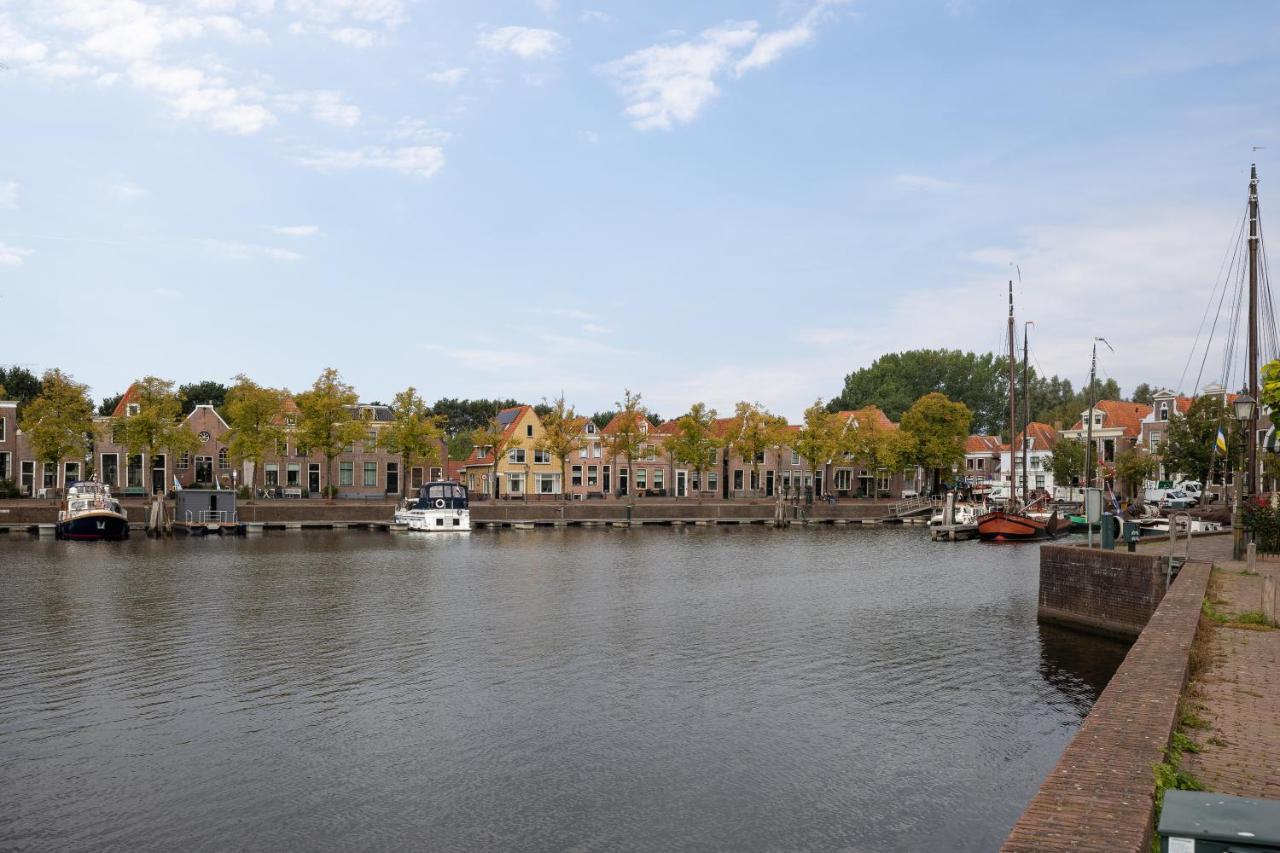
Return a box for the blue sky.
[1,0,1278,419]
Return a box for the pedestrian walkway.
[1136,533,1280,798]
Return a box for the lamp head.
[1234,394,1256,422]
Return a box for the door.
[21,461,34,497]
[618,469,628,496]
[814,471,823,497]
[602,465,611,494]
[386,462,399,495]
[765,470,774,497]
[308,463,321,493]
[195,456,213,485]
[151,454,166,493]
[676,470,687,498]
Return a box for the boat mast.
[1247,164,1260,495]
[1007,280,1018,509]
[1084,341,1097,493]
[1022,322,1030,504]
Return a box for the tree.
[223,374,286,499]
[602,390,649,499]
[20,369,93,493]
[724,401,789,497]
[178,380,230,415]
[470,412,523,499]
[663,403,720,498]
[589,410,617,431]
[899,392,972,494]
[1130,383,1156,405]
[838,408,912,497]
[113,376,200,493]
[1261,359,1280,413]
[1161,395,1236,486]
[1048,437,1086,488]
[98,393,123,417]
[793,400,845,495]
[382,387,445,498]
[830,350,1006,435]
[536,394,586,498]
[295,368,366,501]
[1114,448,1158,497]
[431,398,521,437]
[0,366,42,417]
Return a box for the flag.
[173,475,183,491]
[1215,427,1228,455]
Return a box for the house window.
[707,471,718,492]
[791,451,800,465]
[0,416,5,441]
[509,448,526,463]
[100,453,119,487]
[571,465,583,487]
[278,439,289,456]
[592,443,601,458]
[0,451,9,482]
[579,446,588,459]
[653,469,664,491]
[534,449,551,464]
[877,469,890,492]
[363,462,377,487]
[587,465,598,487]
[1159,403,1168,421]
[218,448,230,469]
[754,451,765,464]
[1094,414,1102,426]
[507,472,524,494]
[365,432,377,453]
[177,451,190,470]
[526,424,533,437]
[645,445,657,462]
[692,471,701,491]
[750,469,759,491]
[296,444,307,457]
[127,455,143,488]
[586,423,597,434]
[287,463,301,486]
[265,463,279,486]
[43,461,56,488]
[285,414,296,427]
[1035,474,1045,489]
[733,469,744,490]
[636,468,647,490]
[343,441,354,453]
[339,461,354,486]
[535,473,558,494]
[126,403,139,416]
[834,469,852,490]
[977,458,985,470]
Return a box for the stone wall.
[1038,544,1167,640]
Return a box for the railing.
[186,510,237,524]
[889,495,935,517]
[1166,511,1192,590]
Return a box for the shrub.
[0,479,21,498]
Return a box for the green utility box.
[1159,789,1280,851]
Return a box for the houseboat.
[55,480,130,541]
[396,482,470,532]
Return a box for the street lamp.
[1232,394,1257,560]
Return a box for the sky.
[1,0,1278,421]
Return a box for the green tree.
[20,369,94,494]
[431,398,522,437]
[178,380,230,415]
[724,401,789,497]
[98,393,123,417]
[1261,359,1280,413]
[113,376,201,492]
[899,392,972,494]
[663,402,721,497]
[602,389,649,499]
[0,366,42,417]
[295,368,366,501]
[1114,448,1158,497]
[470,412,523,499]
[830,350,1005,435]
[223,374,286,499]
[1048,436,1086,488]
[1161,395,1237,485]
[1130,383,1156,405]
[794,400,845,495]
[382,387,445,499]
[536,394,586,498]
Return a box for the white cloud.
[204,239,303,261]
[390,118,452,143]
[0,242,33,266]
[297,145,445,178]
[128,61,275,134]
[274,224,321,237]
[328,26,376,48]
[426,66,467,86]
[281,0,407,29]
[894,173,961,193]
[112,180,148,201]
[533,0,559,14]
[580,10,612,24]
[477,26,567,61]
[582,322,611,335]
[599,22,758,130]
[0,180,19,209]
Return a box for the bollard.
[1264,576,1276,625]
[1101,512,1116,550]
[1248,541,1257,574]
[1124,520,1140,553]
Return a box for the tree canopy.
[1161,395,1237,485]
[535,394,586,494]
[663,402,721,487]
[382,387,445,498]
[223,375,286,493]
[899,392,972,488]
[20,369,94,481]
[295,368,366,499]
[602,390,650,497]
[112,376,201,477]
[178,380,230,414]
[0,366,42,417]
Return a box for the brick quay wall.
[1038,544,1169,640]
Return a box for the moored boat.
[55,480,129,541]
[396,481,471,532]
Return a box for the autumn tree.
[113,377,201,493]
[1161,395,1236,486]
[223,374,286,499]
[1048,436,1086,488]
[899,392,972,494]
[382,387,445,499]
[1114,448,1159,498]
[470,411,523,499]
[663,402,721,498]
[602,389,649,499]
[794,400,845,496]
[724,401,789,497]
[20,369,94,494]
[535,394,586,498]
[295,368,366,500]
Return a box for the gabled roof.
[185,403,230,431]
[965,434,1002,454]
[110,383,143,418]
[1001,422,1058,453]
[837,406,898,431]
[463,405,534,466]
[1069,400,1152,437]
[601,411,653,435]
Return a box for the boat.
[977,282,1059,542]
[929,504,978,526]
[55,480,130,541]
[396,481,471,532]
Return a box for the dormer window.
[640,421,648,434]
[1159,403,1168,421]
[126,403,140,417]
[585,423,597,434]
[285,414,296,427]
[1093,414,1102,426]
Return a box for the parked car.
[1162,490,1199,509]
[900,488,920,500]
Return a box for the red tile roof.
[837,406,898,431]
[110,383,142,418]
[965,434,1002,454]
[1070,401,1152,437]
[463,404,533,466]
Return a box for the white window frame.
[571,465,583,487]
[653,468,664,490]
[635,468,647,490]
[509,448,526,463]
[791,450,800,465]
[533,449,552,464]
[339,461,354,486]
[507,472,524,494]
[0,415,5,442]
[363,461,377,487]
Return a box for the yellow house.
[460,405,561,498]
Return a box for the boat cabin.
[415,482,469,510]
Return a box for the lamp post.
[1232,394,1257,560]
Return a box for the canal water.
[0,527,1127,852]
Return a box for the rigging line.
[1180,209,1249,393]
[1196,206,1248,393]
[1221,231,1247,390]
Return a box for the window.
[733,469,744,490]
[1159,403,1168,421]
[571,465,583,487]
[100,453,119,487]
[791,451,800,465]
[877,469,890,492]
[636,468,647,490]
[834,469,852,490]
[365,432,377,453]
[339,461,354,486]
[977,458,985,470]
[0,451,8,482]
[754,451,765,464]
[645,445,657,462]
[535,473,558,494]
[276,439,288,456]
[579,446,588,459]
[526,424,533,437]
[177,451,190,470]
[1093,414,1103,426]
[285,414,297,427]
[509,448,526,463]
[534,449,551,464]
[363,462,377,487]
[218,448,230,470]
[296,444,307,458]
[586,423,597,434]
[653,469,664,490]
[691,471,701,491]
[1150,432,1162,450]
[507,472,524,494]
[127,455,143,488]
[750,470,759,491]
[43,462,56,488]
[287,463,301,486]
[593,443,601,458]
[707,471,718,492]
[0,416,5,441]
[265,463,279,486]
[343,441,354,453]
[126,403,139,416]
[587,465,598,487]
[1035,474,1045,489]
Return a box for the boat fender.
[435,498,446,508]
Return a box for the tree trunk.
[326,455,334,502]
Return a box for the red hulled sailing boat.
[977,282,1060,542]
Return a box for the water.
[0,527,1127,852]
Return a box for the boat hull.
[976,510,1056,542]
[56,512,130,541]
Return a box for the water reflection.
[1037,623,1130,714]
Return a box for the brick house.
[964,434,1002,488]
[1059,400,1152,467]
[459,405,563,498]
[0,399,82,496]
[997,422,1059,494]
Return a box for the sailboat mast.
[1248,164,1260,495]
[1084,342,1097,493]
[1022,323,1030,504]
[1007,281,1017,508]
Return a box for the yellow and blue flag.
[1215,427,1228,455]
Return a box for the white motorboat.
[395,481,471,532]
[56,479,129,541]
